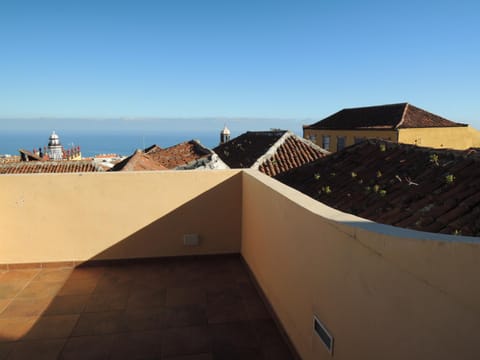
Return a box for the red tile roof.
[276,139,480,236]
[213,131,329,176]
[146,141,211,169]
[0,161,103,174]
[213,131,288,168]
[110,150,167,171]
[304,103,466,130]
[258,134,329,177]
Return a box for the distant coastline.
[0,130,221,158]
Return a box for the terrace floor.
[0,255,293,360]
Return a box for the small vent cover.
[314,315,334,355]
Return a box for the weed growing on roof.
[314,173,321,180]
[429,153,439,166]
[351,171,357,178]
[452,229,462,236]
[321,186,332,194]
[379,143,386,152]
[376,170,382,178]
[373,184,380,193]
[365,186,371,193]
[379,189,387,197]
[445,174,455,184]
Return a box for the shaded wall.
[0,170,242,264]
[242,169,480,360]
[303,129,398,152]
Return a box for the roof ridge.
[395,103,409,129]
[251,131,293,170]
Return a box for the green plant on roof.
[379,189,387,197]
[358,179,364,184]
[330,172,336,177]
[452,229,462,236]
[429,153,439,166]
[376,170,382,178]
[351,171,357,178]
[445,174,455,184]
[373,184,380,193]
[365,186,371,193]
[223,150,229,157]
[314,173,321,180]
[379,143,386,152]
[321,185,332,194]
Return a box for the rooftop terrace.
[1,170,479,359]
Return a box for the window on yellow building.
[322,135,330,151]
[337,136,346,151]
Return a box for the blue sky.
[1,0,480,131]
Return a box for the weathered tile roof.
[258,134,329,177]
[146,140,212,169]
[214,131,287,168]
[214,130,329,176]
[19,149,45,161]
[304,103,466,130]
[110,150,167,171]
[276,139,480,236]
[0,161,103,174]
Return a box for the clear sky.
[1,0,480,131]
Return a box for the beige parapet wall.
[0,170,242,264]
[241,170,480,360]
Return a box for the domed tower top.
[220,125,231,144]
[47,131,63,160]
[48,131,61,147]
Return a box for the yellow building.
[303,103,480,152]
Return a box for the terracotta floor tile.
[71,311,127,336]
[0,299,12,315]
[211,346,264,360]
[7,338,66,360]
[60,334,117,360]
[43,295,89,316]
[0,342,15,360]
[109,330,163,359]
[262,344,295,360]
[23,314,79,340]
[163,353,213,360]
[162,326,211,357]
[68,267,105,282]
[57,278,98,296]
[209,322,258,350]
[127,287,165,309]
[16,281,63,299]
[0,317,38,342]
[251,320,285,348]
[244,297,271,321]
[84,290,130,312]
[207,289,248,324]
[166,288,206,307]
[31,268,73,284]
[0,270,40,284]
[165,305,207,328]
[124,306,166,332]
[0,297,52,318]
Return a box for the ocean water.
[0,130,221,158]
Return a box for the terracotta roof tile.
[146,141,211,169]
[110,150,167,171]
[304,103,466,130]
[0,161,103,174]
[214,131,287,168]
[258,135,329,177]
[276,139,480,236]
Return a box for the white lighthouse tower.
[47,131,63,160]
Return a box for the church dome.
[221,125,231,135]
[48,131,61,146]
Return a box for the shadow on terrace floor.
[0,255,294,359]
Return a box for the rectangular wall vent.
[314,315,334,355]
